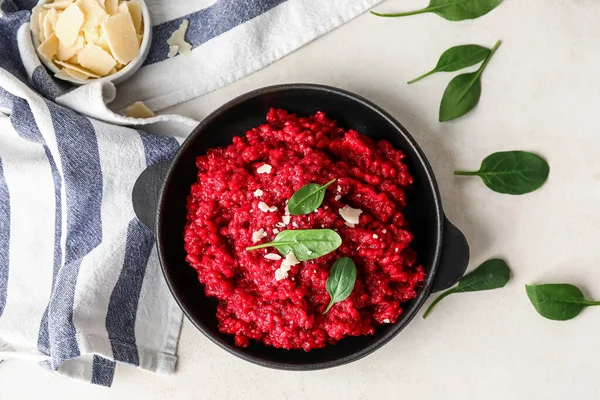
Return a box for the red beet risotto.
[183,109,425,351]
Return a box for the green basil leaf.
[455,151,550,195]
[246,229,342,261]
[423,258,510,318]
[526,284,600,321]
[439,40,501,121]
[455,259,510,292]
[439,71,482,121]
[371,0,503,21]
[324,257,357,313]
[408,45,491,84]
[288,179,336,215]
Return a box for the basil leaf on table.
[455,151,549,195]
[408,45,491,84]
[526,284,600,321]
[246,229,342,261]
[439,40,501,121]
[288,179,336,215]
[324,257,357,313]
[371,0,503,21]
[423,258,510,318]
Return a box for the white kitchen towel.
[6,0,383,119]
[0,66,186,387]
[0,0,381,387]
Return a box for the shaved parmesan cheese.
[101,11,139,64]
[31,0,144,81]
[274,252,300,281]
[345,221,355,228]
[43,1,74,9]
[281,265,292,273]
[96,31,110,52]
[77,0,108,31]
[281,215,291,225]
[43,8,59,41]
[37,33,59,61]
[167,45,178,59]
[126,1,143,33]
[178,42,192,56]
[258,202,277,213]
[275,268,287,281]
[257,164,272,174]
[57,34,84,61]
[264,254,282,261]
[167,20,192,57]
[339,205,362,225]
[283,251,300,266]
[78,43,116,75]
[81,25,100,44]
[334,195,341,201]
[55,59,100,77]
[37,8,47,42]
[273,228,279,234]
[252,229,266,243]
[123,101,155,118]
[383,319,390,323]
[253,189,263,197]
[104,0,118,14]
[372,234,378,239]
[55,3,84,46]
[31,6,43,43]
[62,66,89,80]
[54,69,73,80]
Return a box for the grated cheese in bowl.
[30,0,150,84]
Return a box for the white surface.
[2,0,600,398]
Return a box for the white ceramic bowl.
[31,0,152,85]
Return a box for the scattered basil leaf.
[246,229,342,261]
[439,40,501,121]
[371,0,502,21]
[439,71,481,121]
[526,284,600,321]
[423,258,510,318]
[324,257,357,313]
[408,45,491,84]
[455,151,549,195]
[288,179,336,215]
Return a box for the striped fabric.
[0,73,184,385]
[0,0,380,387]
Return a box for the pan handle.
[132,159,172,233]
[430,217,470,293]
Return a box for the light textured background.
[2,0,600,398]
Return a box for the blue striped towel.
[0,0,381,387]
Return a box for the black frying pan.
[132,84,469,370]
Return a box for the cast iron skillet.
[132,84,470,370]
